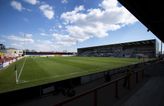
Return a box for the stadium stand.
[78,39,159,58]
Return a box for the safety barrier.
[54,69,144,106]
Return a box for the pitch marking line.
[16,70,89,84]
[17,57,27,84]
[69,72,79,75]
[18,75,60,84]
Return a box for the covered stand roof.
[78,39,155,50]
[118,0,164,42]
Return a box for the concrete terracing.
[114,60,164,106]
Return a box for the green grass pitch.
[0,56,144,93]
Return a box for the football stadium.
[0,0,164,106]
[0,39,159,106]
[0,39,158,94]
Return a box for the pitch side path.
[0,56,144,93]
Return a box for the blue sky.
[0,0,162,52]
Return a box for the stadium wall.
[78,39,158,58]
[25,52,76,56]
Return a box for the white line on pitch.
[17,57,27,83]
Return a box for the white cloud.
[39,4,54,20]
[58,0,138,46]
[61,5,85,24]
[25,33,33,38]
[24,0,39,5]
[40,33,47,36]
[53,33,76,46]
[33,40,55,51]
[61,4,137,26]
[61,0,68,4]
[58,25,62,29]
[11,1,23,11]
[100,0,118,9]
[7,34,34,43]
[10,43,24,49]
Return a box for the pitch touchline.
[18,71,88,84]
[18,75,60,84]
[17,57,27,82]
